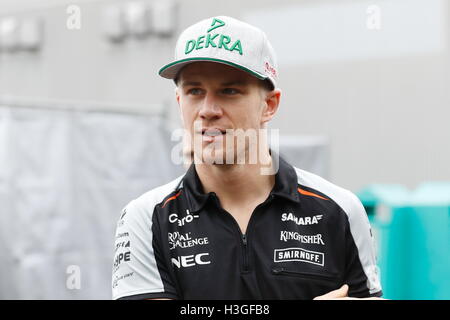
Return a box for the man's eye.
[187,88,203,95]
[222,88,240,95]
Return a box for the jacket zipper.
[272,267,337,282]
[213,193,274,273]
[242,233,248,272]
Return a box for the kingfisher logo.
[280,231,324,245]
[281,213,323,226]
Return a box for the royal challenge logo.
[168,231,209,250]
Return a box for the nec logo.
[171,253,211,268]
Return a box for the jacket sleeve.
[112,199,178,300]
[343,191,383,298]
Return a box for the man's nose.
[198,93,223,120]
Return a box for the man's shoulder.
[122,174,185,219]
[293,167,364,218]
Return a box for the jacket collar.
[182,153,300,213]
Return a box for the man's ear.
[175,86,186,126]
[261,88,281,124]
[175,87,181,107]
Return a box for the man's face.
[175,62,279,165]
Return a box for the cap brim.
[158,57,268,81]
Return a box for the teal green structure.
[357,183,450,300]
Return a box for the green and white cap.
[158,16,278,89]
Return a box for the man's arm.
[112,199,178,300]
[314,190,383,300]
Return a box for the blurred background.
[0,0,449,299]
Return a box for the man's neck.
[195,154,275,206]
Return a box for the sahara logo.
[281,213,323,226]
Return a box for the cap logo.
[207,18,225,33]
[184,17,243,56]
[265,61,277,78]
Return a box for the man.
[112,16,382,300]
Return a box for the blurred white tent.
[278,135,329,180]
[0,97,329,299]
[0,97,184,299]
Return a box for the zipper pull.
[242,234,247,245]
[272,267,285,274]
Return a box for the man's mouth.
[198,128,227,142]
[201,128,226,136]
